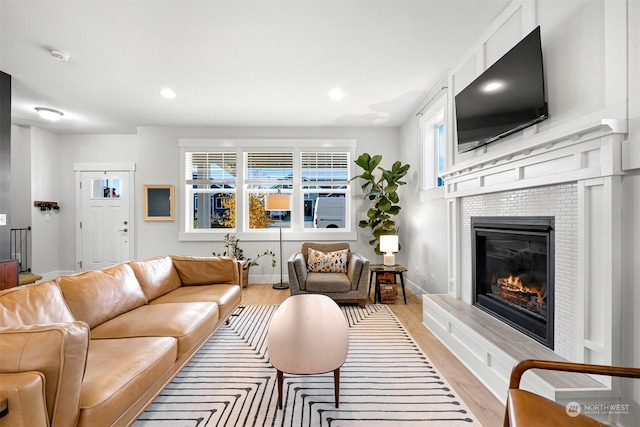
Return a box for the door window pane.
[91,178,120,199]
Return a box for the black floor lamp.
[265,191,291,290]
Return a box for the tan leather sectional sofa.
[0,255,242,427]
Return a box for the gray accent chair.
[287,242,370,307]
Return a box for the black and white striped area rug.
[134,304,480,426]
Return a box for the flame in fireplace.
[497,274,544,307]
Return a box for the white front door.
[78,169,134,271]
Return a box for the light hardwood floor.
[241,283,505,426]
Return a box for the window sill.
[419,186,445,202]
[179,230,358,242]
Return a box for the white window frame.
[420,94,447,200]
[179,139,357,241]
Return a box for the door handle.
[118,228,128,232]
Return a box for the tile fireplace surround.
[422,119,628,410]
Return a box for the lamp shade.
[265,193,291,211]
[379,235,399,253]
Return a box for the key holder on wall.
[33,201,60,211]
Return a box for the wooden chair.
[504,359,640,427]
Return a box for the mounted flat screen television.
[455,26,548,153]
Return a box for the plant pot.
[242,267,249,288]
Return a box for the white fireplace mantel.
[443,117,627,200]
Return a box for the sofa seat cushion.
[78,337,177,427]
[89,302,219,358]
[149,284,241,323]
[305,272,351,293]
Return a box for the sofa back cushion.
[170,255,239,285]
[57,263,147,329]
[129,256,182,301]
[0,281,76,326]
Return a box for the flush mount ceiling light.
[49,49,70,61]
[328,87,345,101]
[35,107,64,121]
[160,88,177,99]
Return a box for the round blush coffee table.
[267,294,349,409]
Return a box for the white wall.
[30,127,60,277]
[10,125,31,228]
[398,114,449,295]
[53,126,399,279]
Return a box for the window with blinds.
[180,141,355,237]
[185,152,237,230]
[301,151,350,229]
[245,152,294,229]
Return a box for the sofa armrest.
[287,253,307,294]
[346,252,369,291]
[0,321,90,427]
[0,372,48,427]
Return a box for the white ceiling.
[0,0,510,134]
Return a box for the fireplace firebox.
[472,216,554,348]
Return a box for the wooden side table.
[369,264,408,304]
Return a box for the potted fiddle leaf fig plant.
[213,233,276,287]
[351,153,410,255]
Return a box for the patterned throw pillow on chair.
[307,248,349,273]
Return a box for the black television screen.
[455,26,548,153]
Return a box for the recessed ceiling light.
[35,107,64,121]
[328,87,345,101]
[160,88,177,99]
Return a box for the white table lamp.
[380,235,399,266]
